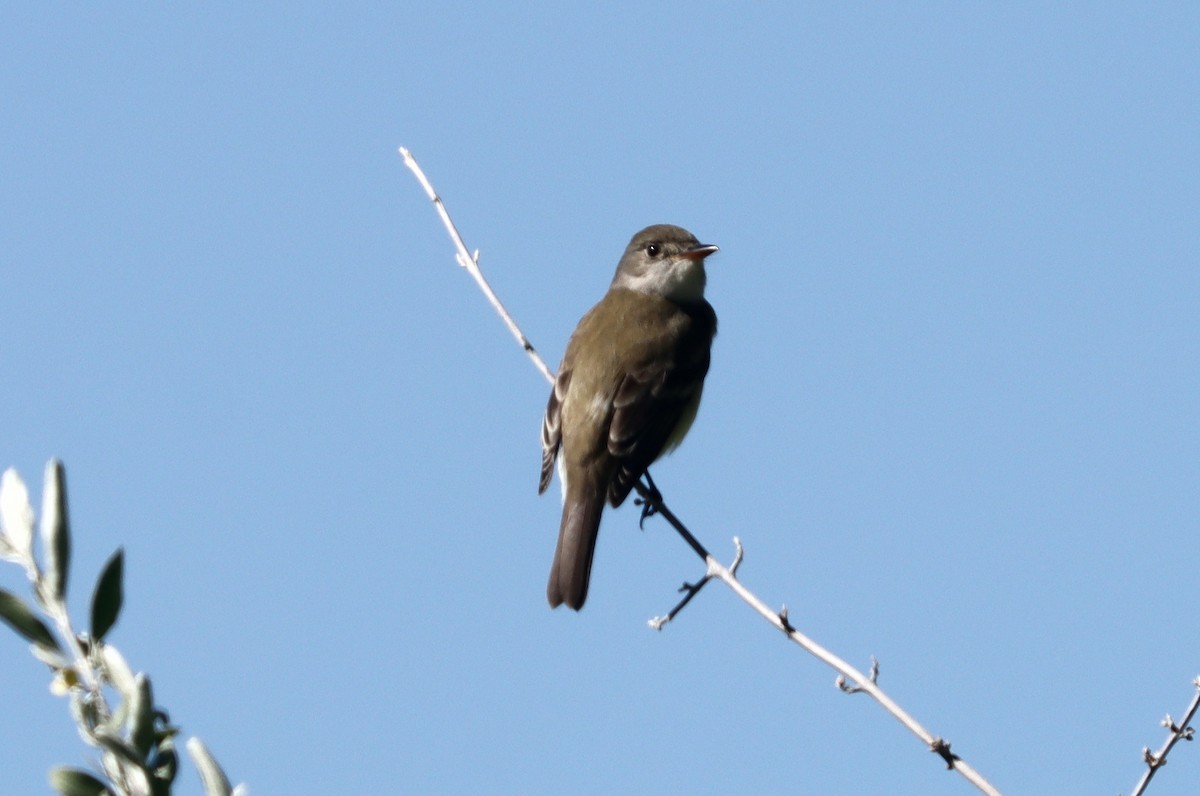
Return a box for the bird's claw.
[635,472,664,530]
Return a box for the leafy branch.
[0,461,243,796]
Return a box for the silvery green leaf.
[122,760,151,795]
[187,737,233,796]
[96,730,152,793]
[30,638,69,668]
[99,745,151,796]
[101,643,137,700]
[130,673,155,757]
[0,587,60,652]
[151,752,179,796]
[40,460,71,602]
[71,690,103,738]
[48,767,112,796]
[90,548,124,642]
[151,735,178,787]
[0,468,35,560]
[99,747,126,790]
[95,727,143,766]
[103,682,130,733]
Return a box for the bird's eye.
[646,243,662,257]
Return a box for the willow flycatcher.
[540,224,719,610]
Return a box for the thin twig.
[400,146,1003,796]
[399,147,554,386]
[627,483,1002,793]
[1129,677,1200,796]
[648,536,744,631]
[702,540,996,792]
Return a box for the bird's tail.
[546,487,605,610]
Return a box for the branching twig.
[1129,677,1200,796]
[648,536,743,631]
[400,146,1003,796]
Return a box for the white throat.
[614,257,707,303]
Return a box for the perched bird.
[540,224,719,610]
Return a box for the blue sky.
[2,4,1198,794]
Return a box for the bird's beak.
[680,243,719,260]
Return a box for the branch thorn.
[930,737,960,769]
[778,605,794,633]
[729,537,744,576]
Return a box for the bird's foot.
[635,472,663,530]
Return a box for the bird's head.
[610,224,718,303]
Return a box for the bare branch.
[400,146,1004,796]
[625,485,1001,794]
[1129,677,1200,796]
[701,536,1000,795]
[399,147,554,386]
